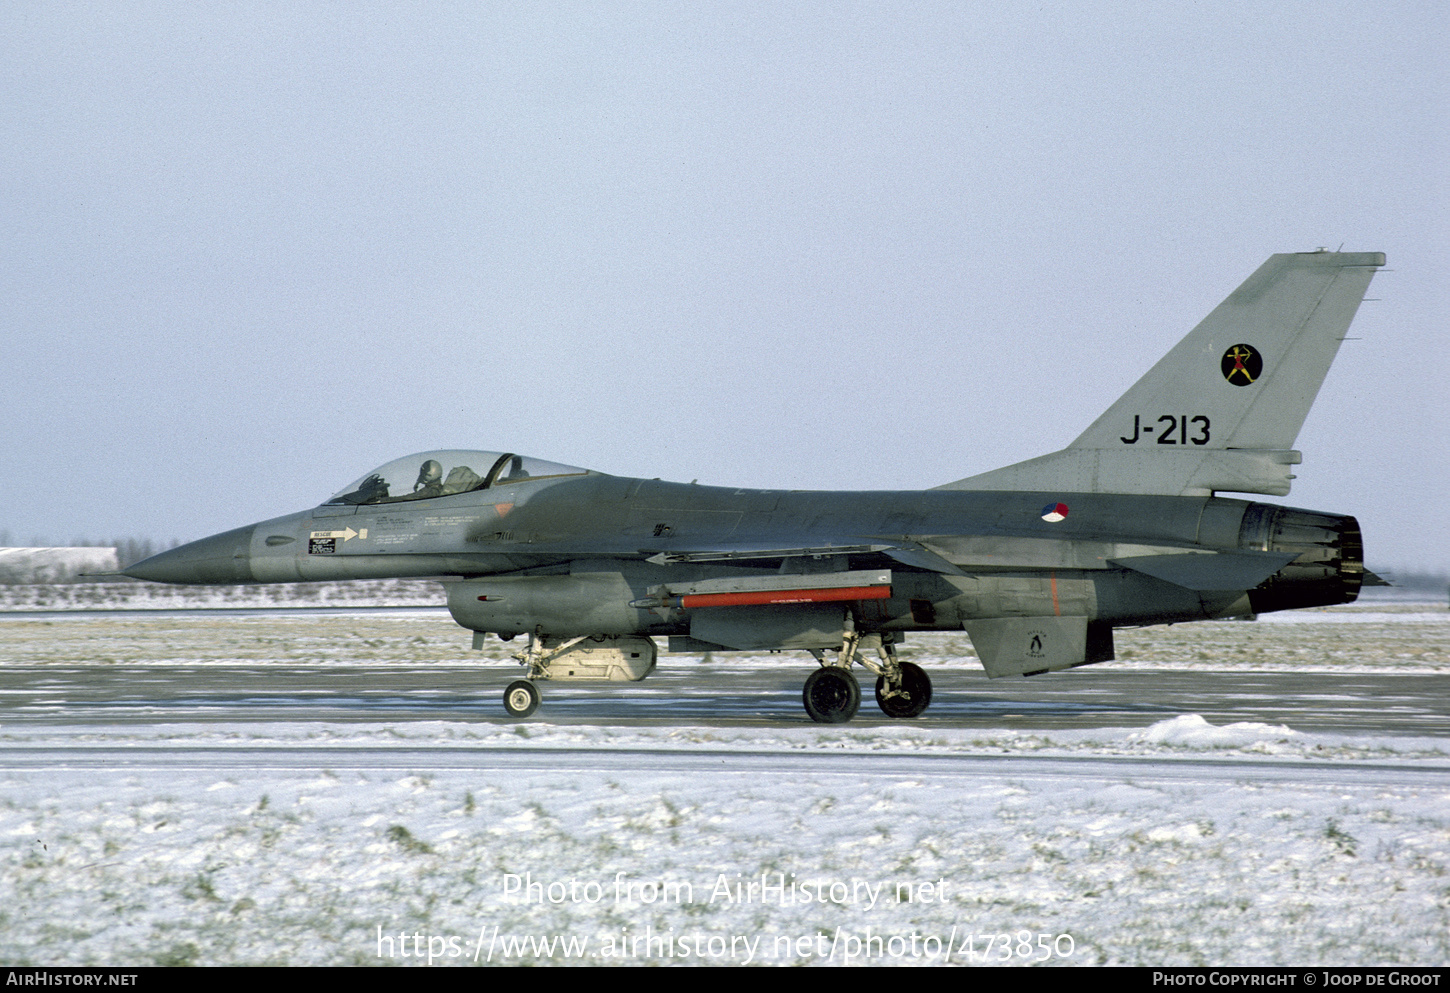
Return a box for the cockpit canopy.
[323,450,588,506]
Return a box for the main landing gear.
[804,629,932,724]
[874,661,931,719]
[802,667,861,723]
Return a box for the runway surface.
[2,604,1447,967]
[1,604,1446,735]
[1,662,1447,736]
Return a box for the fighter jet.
[125,250,1386,722]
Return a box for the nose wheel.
[802,667,861,724]
[503,679,540,717]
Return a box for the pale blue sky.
[1,3,1445,570]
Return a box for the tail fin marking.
[938,251,1384,497]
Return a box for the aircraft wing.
[643,543,892,565]
[644,541,967,575]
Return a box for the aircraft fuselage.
[121,251,1383,720]
[129,471,1362,639]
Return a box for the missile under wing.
[126,250,1386,722]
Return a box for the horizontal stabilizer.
[1110,551,1298,591]
[1360,569,1392,587]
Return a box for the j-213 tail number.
[1119,415,1210,445]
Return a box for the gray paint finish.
[124,253,1383,720]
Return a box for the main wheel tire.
[802,667,861,724]
[503,679,540,717]
[874,661,932,718]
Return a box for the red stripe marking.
[680,586,891,609]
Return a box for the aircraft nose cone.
[122,525,256,584]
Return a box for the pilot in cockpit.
[328,454,507,507]
[378,459,445,502]
[411,459,445,498]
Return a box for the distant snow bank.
[3,575,1444,614]
[0,547,118,583]
[0,577,445,611]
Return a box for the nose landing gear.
[503,679,540,717]
[495,632,659,717]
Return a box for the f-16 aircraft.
[125,250,1386,722]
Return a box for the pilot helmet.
[414,459,443,490]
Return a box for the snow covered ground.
[1,589,1447,966]
[1,718,1447,967]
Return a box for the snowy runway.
[1,596,1447,965]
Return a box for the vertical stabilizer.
[937,251,1384,496]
